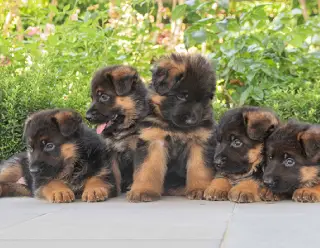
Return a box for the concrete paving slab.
[222,201,320,248]
[0,239,221,248]
[0,196,318,248]
[0,195,233,241]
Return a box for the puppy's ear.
[243,110,279,141]
[298,127,320,159]
[151,67,170,95]
[106,72,137,96]
[151,66,185,95]
[52,110,82,137]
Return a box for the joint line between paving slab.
[219,203,236,248]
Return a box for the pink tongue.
[96,123,107,134]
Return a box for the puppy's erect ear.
[52,110,82,137]
[151,67,170,95]
[151,56,186,95]
[298,126,320,160]
[105,67,138,96]
[243,110,279,141]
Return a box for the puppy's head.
[86,65,149,135]
[24,109,82,175]
[150,53,215,129]
[214,106,279,175]
[263,122,320,193]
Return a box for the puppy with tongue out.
[86,65,150,192]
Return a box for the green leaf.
[216,19,228,31]
[49,4,59,14]
[187,12,201,23]
[63,4,70,12]
[246,71,256,82]
[172,4,187,21]
[251,87,264,101]
[191,30,207,43]
[134,2,150,15]
[239,86,252,106]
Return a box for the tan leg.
[127,140,167,202]
[186,143,213,200]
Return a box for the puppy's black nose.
[263,177,276,188]
[184,114,197,125]
[214,157,226,168]
[86,110,97,122]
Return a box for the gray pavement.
[0,195,318,247]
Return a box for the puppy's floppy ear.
[298,126,320,159]
[106,72,137,96]
[243,110,279,141]
[52,110,82,137]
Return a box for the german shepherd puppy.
[126,53,216,202]
[0,152,31,197]
[204,106,280,203]
[0,109,119,203]
[86,65,150,192]
[262,121,320,203]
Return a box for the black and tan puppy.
[0,109,119,203]
[0,152,31,197]
[204,106,280,203]
[126,53,217,202]
[262,121,320,203]
[86,65,150,192]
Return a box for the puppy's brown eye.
[284,158,295,167]
[100,94,110,103]
[44,143,55,152]
[176,93,188,101]
[231,138,243,148]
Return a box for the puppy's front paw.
[82,187,109,202]
[259,187,281,202]
[293,188,320,203]
[186,189,204,200]
[127,190,160,203]
[204,178,231,201]
[46,189,75,203]
[228,186,260,203]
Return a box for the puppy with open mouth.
[86,65,150,192]
[0,109,119,203]
[126,53,217,202]
[204,106,280,203]
[262,121,320,203]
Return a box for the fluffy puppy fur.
[263,121,320,203]
[126,53,217,202]
[0,152,31,197]
[204,106,280,203]
[86,65,150,192]
[0,109,119,203]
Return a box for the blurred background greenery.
[0,0,319,159]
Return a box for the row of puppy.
[0,53,319,204]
